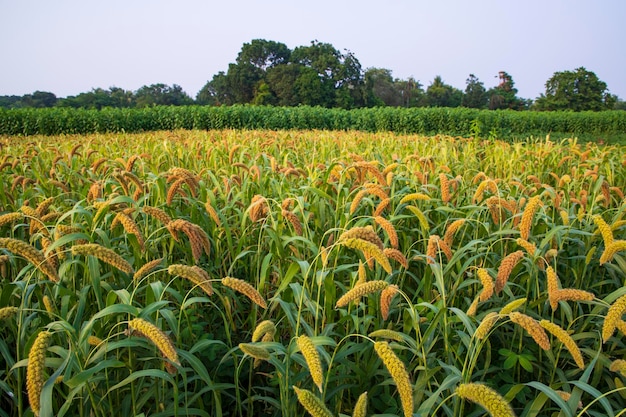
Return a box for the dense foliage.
[1,130,626,417]
[1,106,625,142]
[535,68,616,112]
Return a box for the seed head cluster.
[128,318,180,373]
[27,330,53,417]
[457,383,516,417]
[374,341,413,417]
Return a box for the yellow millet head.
[27,330,53,417]
[374,341,413,417]
[457,383,516,417]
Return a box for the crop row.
[1,106,625,141]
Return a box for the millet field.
[1,129,626,417]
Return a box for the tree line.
[1,39,623,111]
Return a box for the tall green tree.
[58,87,135,109]
[290,41,342,107]
[462,74,487,108]
[196,72,230,105]
[334,49,365,108]
[252,81,273,105]
[424,76,462,107]
[135,84,193,107]
[223,62,262,104]
[236,39,290,71]
[266,64,301,106]
[16,91,57,108]
[197,39,365,108]
[293,66,326,106]
[198,40,285,106]
[290,40,364,108]
[487,71,526,110]
[397,77,423,107]
[364,68,400,106]
[0,95,21,108]
[108,87,134,108]
[534,67,615,111]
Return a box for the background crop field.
[1,129,626,417]
[2,106,626,144]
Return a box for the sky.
[0,0,625,101]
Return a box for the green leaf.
[44,233,92,254]
[526,381,574,417]
[106,369,174,394]
[570,381,614,417]
[65,359,125,388]
[503,354,517,370]
[518,356,534,372]
[91,303,138,320]
[39,344,71,417]
[273,261,301,297]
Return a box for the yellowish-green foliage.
[0,306,18,320]
[251,320,276,343]
[475,312,501,340]
[1,130,626,417]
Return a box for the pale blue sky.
[0,0,624,101]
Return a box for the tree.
[364,68,401,106]
[293,66,326,106]
[66,88,110,109]
[462,74,487,108]
[290,41,342,107]
[108,87,134,108]
[0,95,21,108]
[196,72,231,105]
[252,81,273,105]
[58,87,133,109]
[534,67,615,111]
[198,40,285,106]
[223,61,264,104]
[236,39,290,71]
[397,77,423,107]
[16,91,57,108]
[266,64,301,106]
[135,84,193,107]
[334,49,365,108]
[289,40,364,108]
[424,76,462,107]
[487,71,526,110]
[197,39,365,108]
